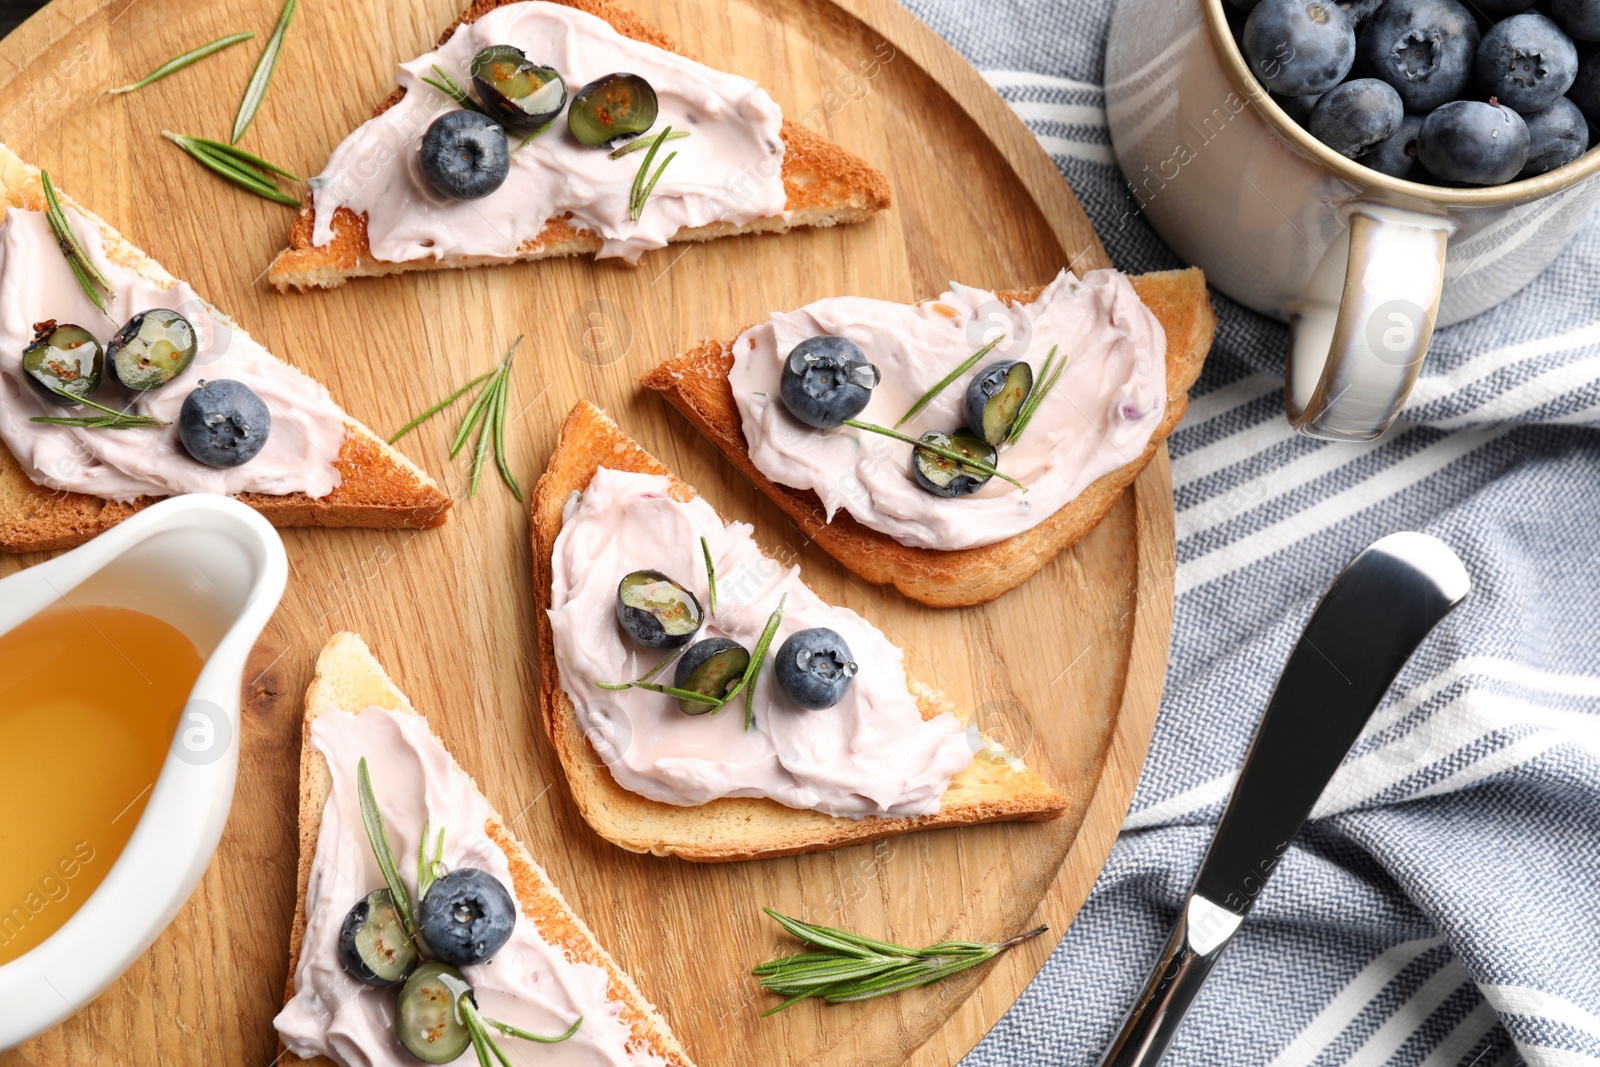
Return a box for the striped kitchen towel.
[890,2,1600,1065]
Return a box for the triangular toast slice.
[268,0,890,291]
[530,401,1069,862]
[640,268,1216,607]
[0,144,450,553]
[280,631,694,1066]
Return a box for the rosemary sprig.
[416,820,446,901]
[842,420,1026,491]
[436,972,580,1064]
[753,909,1047,1015]
[895,335,1003,428]
[628,124,678,221]
[717,595,786,730]
[106,32,256,95]
[423,64,486,114]
[397,340,521,499]
[163,131,301,206]
[232,0,297,144]
[356,757,418,939]
[515,118,557,151]
[40,170,112,313]
[701,536,717,616]
[388,370,493,443]
[608,129,690,159]
[1005,345,1065,446]
[31,389,168,429]
[594,677,724,707]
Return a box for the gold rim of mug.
[1203,0,1600,207]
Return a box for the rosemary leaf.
[232,0,297,144]
[593,678,725,707]
[491,344,522,500]
[184,135,299,180]
[107,32,256,95]
[40,171,112,312]
[425,64,486,114]
[31,388,167,429]
[634,151,677,222]
[895,335,1003,428]
[163,131,300,206]
[628,125,677,221]
[483,1015,583,1044]
[728,595,786,730]
[356,757,417,939]
[608,129,690,159]
[1005,345,1065,446]
[447,375,498,457]
[701,536,717,616]
[389,370,493,443]
[468,374,496,498]
[842,419,1026,491]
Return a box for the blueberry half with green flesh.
[964,360,1033,446]
[419,110,510,200]
[337,888,418,986]
[417,867,516,966]
[774,628,858,710]
[568,72,658,146]
[397,961,474,1064]
[22,321,102,404]
[911,429,996,497]
[178,379,272,468]
[672,637,750,714]
[108,309,196,391]
[616,570,703,649]
[470,45,566,131]
[778,335,880,429]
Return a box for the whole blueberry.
[778,335,880,429]
[178,380,271,468]
[417,868,516,966]
[1552,0,1600,42]
[1418,99,1530,183]
[1476,13,1579,112]
[1570,50,1600,124]
[773,628,858,711]
[419,110,510,200]
[1271,90,1324,123]
[1358,0,1480,112]
[1363,112,1428,177]
[1243,0,1357,95]
[1519,96,1591,175]
[1309,78,1404,154]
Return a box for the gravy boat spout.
[0,495,287,1048]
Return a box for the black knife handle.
[1193,533,1470,914]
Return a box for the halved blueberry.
[911,429,996,497]
[672,636,750,714]
[616,570,703,649]
[337,888,418,986]
[964,360,1033,446]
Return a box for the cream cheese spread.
[727,269,1168,550]
[0,207,346,503]
[548,467,976,818]
[274,704,666,1067]
[309,1,787,265]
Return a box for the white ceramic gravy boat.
[0,495,286,1048]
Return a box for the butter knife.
[1097,532,1471,1067]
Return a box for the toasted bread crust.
[530,401,1070,863]
[266,0,891,291]
[282,632,694,1067]
[640,268,1216,607]
[0,142,451,553]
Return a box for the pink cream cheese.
[727,269,1169,550]
[0,207,346,502]
[548,468,977,819]
[308,1,787,265]
[275,705,667,1067]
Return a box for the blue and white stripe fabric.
[893,3,1600,1065]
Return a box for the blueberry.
[1358,0,1480,112]
[1271,90,1323,123]
[615,570,702,649]
[178,380,271,468]
[1570,50,1600,124]
[1243,0,1357,95]
[1337,0,1389,26]
[1309,78,1404,154]
[778,335,880,429]
[419,110,509,200]
[417,868,516,966]
[1363,112,1428,177]
[672,636,749,714]
[1417,99,1530,183]
[773,628,858,710]
[1519,96,1591,175]
[1476,13,1579,112]
[1552,0,1600,41]
[964,360,1033,445]
[338,888,418,986]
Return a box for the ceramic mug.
[1104,0,1600,440]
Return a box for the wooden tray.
[0,0,1175,1062]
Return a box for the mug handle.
[1285,204,1457,442]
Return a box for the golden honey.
[0,604,202,965]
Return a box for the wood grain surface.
[0,0,1175,1063]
